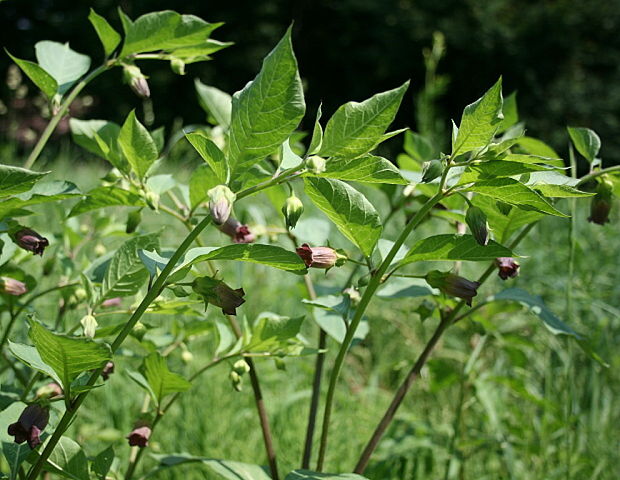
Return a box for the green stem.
[575,164,620,187]
[25,215,213,480]
[236,167,302,201]
[0,308,18,353]
[315,192,444,471]
[23,63,111,170]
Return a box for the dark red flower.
[426,270,480,306]
[496,257,520,280]
[101,361,115,381]
[12,228,49,256]
[219,217,255,244]
[127,425,151,447]
[7,404,49,449]
[296,244,346,269]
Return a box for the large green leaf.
[69,186,145,217]
[0,164,48,198]
[8,341,61,384]
[567,126,601,163]
[304,177,382,256]
[29,321,111,393]
[286,472,369,480]
[118,110,159,179]
[465,178,568,217]
[45,436,90,480]
[452,78,503,157]
[305,155,408,184]
[189,164,220,208]
[195,79,232,128]
[6,50,58,99]
[227,27,305,175]
[244,312,304,354]
[0,181,81,219]
[101,233,159,300]
[92,446,114,480]
[186,131,229,183]
[34,41,91,95]
[399,234,513,265]
[69,119,126,172]
[142,353,191,405]
[458,160,554,184]
[150,454,272,480]
[319,82,409,159]
[88,9,121,57]
[119,10,223,57]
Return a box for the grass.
[1,148,619,480]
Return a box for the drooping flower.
[495,257,520,280]
[426,270,480,306]
[7,404,49,449]
[218,217,255,244]
[208,185,236,225]
[588,175,614,225]
[123,64,150,98]
[465,206,489,246]
[0,277,27,296]
[296,244,347,269]
[12,228,49,256]
[282,193,304,229]
[101,361,115,381]
[127,425,151,448]
[192,276,246,315]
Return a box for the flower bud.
[132,321,147,341]
[101,297,122,308]
[181,350,194,364]
[145,191,159,211]
[465,206,489,246]
[495,257,520,280]
[306,155,326,174]
[35,382,62,400]
[218,217,255,243]
[170,58,185,75]
[94,243,107,256]
[80,314,98,338]
[101,361,115,381]
[274,358,286,371]
[126,209,142,234]
[192,276,246,315]
[282,193,304,229]
[425,270,480,306]
[296,244,347,269]
[343,287,361,307]
[11,228,49,256]
[229,370,243,391]
[421,159,443,183]
[588,176,614,225]
[123,64,150,99]
[7,404,49,449]
[232,359,251,376]
[127,425,151,447]
[208,185,236,225]
[0,277,27,296]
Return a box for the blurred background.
[1,0,619,164]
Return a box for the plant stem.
[0,308,18,353]
[23,63,111,170]
[353,222,536,473]
[575,164,620,187]
[315,192,444,471]
[25,215,213,480]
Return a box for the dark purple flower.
[219,217,255,244]
[296,244,346,269]
[588,176,614,225]
[12,228,49,256]
[7,404,49,449]
[101,361,115,381]
[0,277,27,296]
[426,270,480,306]
[127,425,151,447]
[496,257,520,280]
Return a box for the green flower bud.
[123,64,150,98]
[465,206,489,246]
[282,193,304,229]
[181,350,194,364]
[208,185,236,225]
[421,159,443,183]
[426,270,480,306]
[35,382,62,400]
[170,58,186,75]
[232,359,251,376]
[74,288,87,302]
[229,370,243,392]
[80,314,98,338]
[145,191,159,211]
[94,244,107,256]
[343,287,361,307]
[132,321,147,341]
[274,358,286,371]
[306,155,326,174]
[126,209,142,234]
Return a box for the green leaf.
[465,178,568,217]
[45,436,90,480]
[101,233,159,300]
[142,353,191,404]
[5,50,58,99]
[195,79,232,128]
[377,277,435,299]
[177,244,307,274]
[286,471,370,480]
[88,9,121,57]
[0,164,48,198]
[515,136,560,159]
[319,82,409,159]
[501,153,564,168]
[452,77,503,157]
[118,110,159,179]
[308,104,323,155]
[228,27,305,174]
[69,119,126,172]
[0,401,30,480]
[29,321,112,393]
[186,131,229,183]
[498,91,518,134]
[245,312,304,354]
[531,184,594,198]
[68,186,145,217]
[305,155,408,185]
[304,177,382,256]
[189,164,220,209]
[92,446,114,480]
[399,234,513,265]
[34,41,91,95]
[150,453,272,480]
[8,341,61,384]
[403,131,434,164]
[119,10,223,57]
[567,126,601,163]
[280,138,303,169]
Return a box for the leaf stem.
[575,164,620,187]
[23,63,112,170]
[315,192,444,471]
